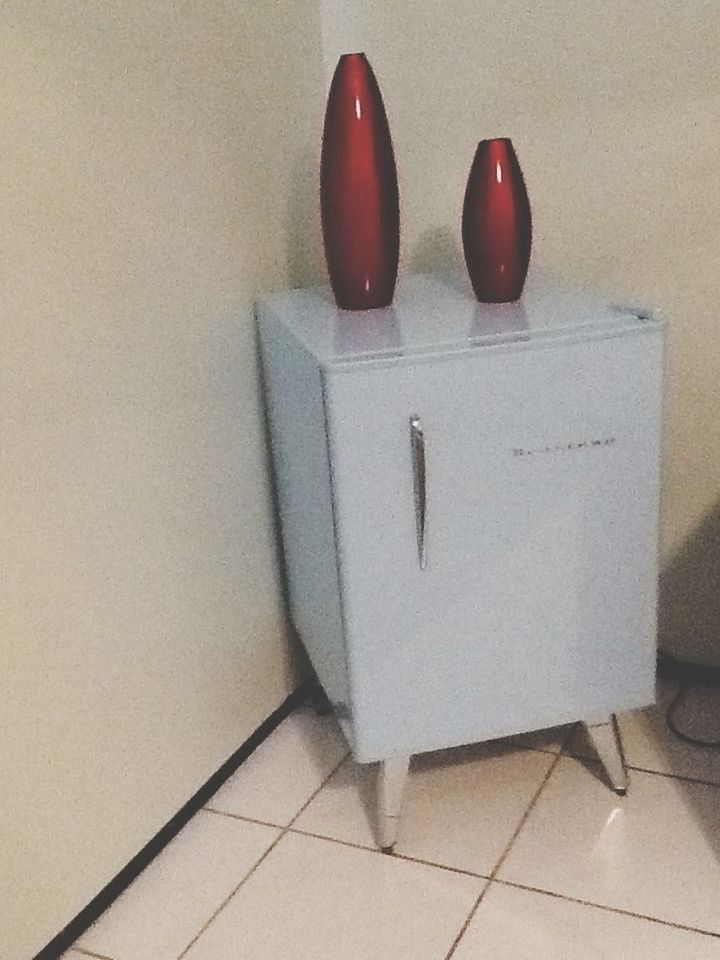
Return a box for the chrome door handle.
[409,415,427,570]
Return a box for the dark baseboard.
[33,681,311,960]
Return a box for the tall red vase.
[320,53,400,311]
[462,138,532,303]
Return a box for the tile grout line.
[494,878,720,941]
[622,763,720,791]
[489,723,577,880]
[70,947,116,960]
[288,825,493,881]
[563,750,720,791]
[202,807,283,830]
[439,877,494,960]
[515,744,568,757]
[174,751,350,960]
[442,742,569,960]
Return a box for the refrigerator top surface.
[257,271,662,367]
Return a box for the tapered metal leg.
[584,716,628,795]
[377,755,410,852]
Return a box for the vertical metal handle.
[409,415,427,570]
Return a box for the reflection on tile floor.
[67,687,720,959]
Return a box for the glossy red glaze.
[321,53,400,310]
[462,138,532,303]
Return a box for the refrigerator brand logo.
[512,437,617,458]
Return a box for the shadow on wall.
[287,149,324,290]
[659,500,720,670]
[409,226,467,291]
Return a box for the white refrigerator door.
[325,331,663,762]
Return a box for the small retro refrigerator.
[257,272,664,850]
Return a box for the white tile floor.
[68,680,720,960]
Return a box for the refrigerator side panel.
[257,308,352,730]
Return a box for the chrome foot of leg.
[584,716,628,795]
[377,755,410,850]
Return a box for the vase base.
[332,288,396,311]
[474,294,524,304]
[335,299,395,312]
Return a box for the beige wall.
[322,0,720,663]
[0,4,323,958]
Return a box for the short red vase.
[462,138,532,303]
[320,53,400,311]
